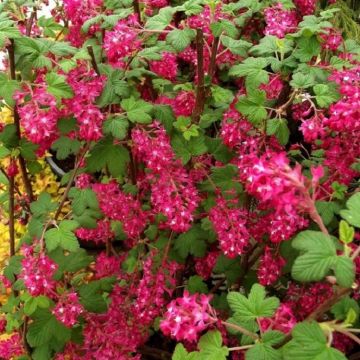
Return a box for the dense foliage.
[0,0,360,359]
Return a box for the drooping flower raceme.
[53,292,84,327]
[209,196,250,258]
[132,123,200,232]
[19,247,58,297]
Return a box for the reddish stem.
[192,29,205,123]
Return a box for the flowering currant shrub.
[1,0,360,359]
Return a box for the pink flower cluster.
[16,79,59,154]
[285,282,334,319]
[103,20,142,68]
[92,182,147,240]
[239,151,312,241]
[195,251,219,280]
[132,254,180,325]
[157,90,196,117]
[94,252,122,279]
[257,247,286,286]
[209,197,250,258]
[160,291,215,342]
[53,292,84,327]
[145,0,168,8]
[63,65,105,141]
[264,3,298,38]
[76,219,114,244]
[63,0,102,46]
[0,334,25,360]
[132,123,200,232]
[260,303,297,334]
[260,74,285,100]
[320,27,343,51]
[293,0,317,16]
[19,247,58,297]
[150,52,178,81]
[57,254,179,359]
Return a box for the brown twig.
[26,9,37,36]
[7,40,34,202]
[209,277,226,294]
[138,346,171,360]
[306,287,352,321]
[274,287,352,349]
[275,89,298,117]
[133,0,142,25]
[222,320,259,341]
[54,144,90,221]
[191,29,205,123]
[208,36,220,81]
[8,176,15,257]
[87,45,100,75]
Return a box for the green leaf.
[172,344,190,360]
[211,85,234,107]
[24,296,50,316]
[340,193,360,227]
[27,309,71,348]
[97,67,129,107]
[86,137,130,177]
[291,231,336,282]
[331,296,359,322]
[291,231,355,287]
[251,35,293,56]
[339,220,355,244]
[293,36,320,62]
[121,97,153,123]
[44,220,79,252]
[68,187,99,216]
[211,20,239,38]
[19,138,38,161]
[0,73,21,106]
[198,331,229,360]
[290,72,315,89]
[245,343,280,360]
[30,192,58,218]
[172,344,199,360]
[221,36,252,56]
[153,104,175,132]
[213,255,242,286]
[49,248,94,274]
[103,116,129,140]
[334,256,355,288]
[204,137,233,164]
[45,73,74,99]
[145,7,176,30]
[315,201,340,226]
[266,118,289,145]
[0,145,10,159]
[262,330,285,346]
[0,12,21,48]
[38,16,63,38]
[210,164,241,192]
[78,277,115,313]
[235,90,267,125]
[167,28,196,52]
[230,58,269,91]
[186,275,208,294]
[313,84,340,108]
[174,225,207,258]
[227,284,279,321]
[51,136,81,160]
[283,322,347,360]
[3,255,23,282]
